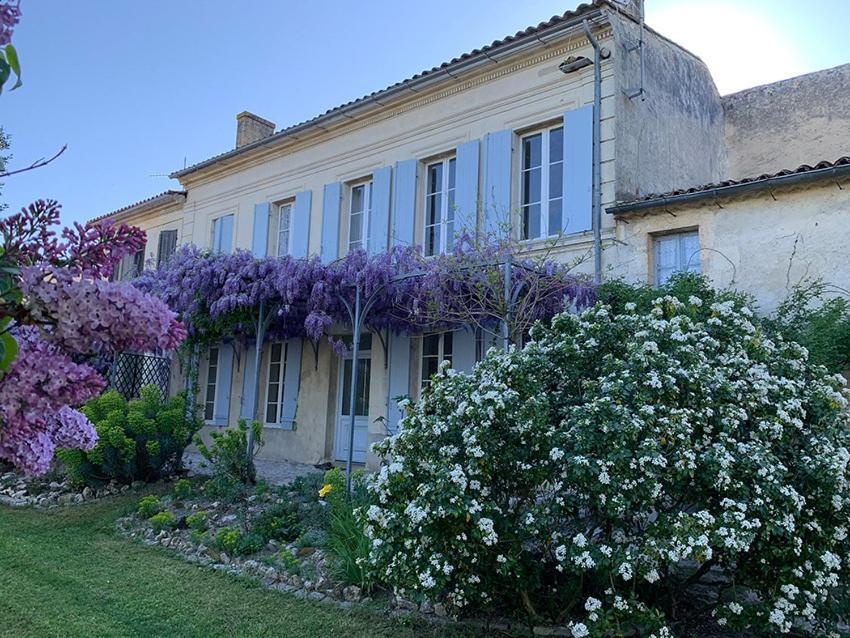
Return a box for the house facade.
[98,0,850,468]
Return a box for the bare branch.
[0,144,68,178]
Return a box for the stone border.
[0,470,143,508]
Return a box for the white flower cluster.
[360,288,850,635]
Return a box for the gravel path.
[182,452,321,486]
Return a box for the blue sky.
[2,0,849,229]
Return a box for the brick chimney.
[235,111,276,148]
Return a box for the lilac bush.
[0,200,187,474]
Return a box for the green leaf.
[4,45,21,90]
[0,331,17,372]
[0,57,10,94]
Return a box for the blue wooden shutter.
[321,182,342,263]
[387,332,411,435]
[454,140,480,238]
[279,337,302,430]
[212,343,234,425]
[251,204,270,257]
[370,166,392,255]
[392,159,417,247]
[291,190,312,258]
[482,130,513,237]
[219,214,235,254]
[240,345,257,420]
[452,328,477,372]
[563,105,593,234]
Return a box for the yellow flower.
[318,483,333,498]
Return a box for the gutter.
[171,7,606,180]
[607,163,850,215]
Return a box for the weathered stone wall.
[723,63,850,178]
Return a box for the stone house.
[96,0,850,468]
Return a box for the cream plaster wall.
[605,181,850,314]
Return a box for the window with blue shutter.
[321,182,342,263]
[387,331,411,434]
[520,125,564,240]
[290,190,312,259]
[392,159,417,247]
[347,180,373,253]
[562,105,593,234]
[454,140,480,239]
[211,214,235,254]
[482,130,513,237]
[251,204,270,257]
[206,343,233,426]
[423,157,456,256]
[370,167,392,256]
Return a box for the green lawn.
[0,494,481,638]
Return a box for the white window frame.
[264,341,288,426]
[419,332,453,391]
[423,156,457,257]
[520,125,564,241]
[653,230,701,286]
[204,346,219,422]
[272,202,293,257]
[347,180,373,253]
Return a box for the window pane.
[523,134,542,169]
[523,167,542,205]
[351,185,365,214]
[265,402,278,425]
[427,163,443,196]
[443,332,453,357]
[522,203,542,240]
[349,213,363,247]
[341,359,352,416]
[548,198,563,236]
[448,158,456,189]
[549,127,564,163]
[423,334,440,356]
[549,161,563,199]
[655,236,679,270]
[681,233,701,272]
[355,359,370,416]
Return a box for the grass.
[0,493,482,638]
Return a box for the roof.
[607,157,850,214]
[90,190,187,224]
[171,0,607,180]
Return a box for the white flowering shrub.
[363,280,850,636]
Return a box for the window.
[521,126,564,240]
[210,214,234,253]
[112,247,145,281]
[263,342,288,425]
[268,203,293,257]
[340,333,372,417]
[420,332,453,389]
[204,347,219,421]
[653,230,700,286]
[424,157,457,256]
[157,230,178,267]
[348,181,372,252]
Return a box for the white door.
[335,335,371,463]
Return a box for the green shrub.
[173,478,192,499]
[251,501,300,543]
[185,511,208,531]
[290,472,325,500]
[323,469,372,588]
[278,548,301,573]
[148,511,176,531]
[212,527,240,554]
[194,419,262,498]
[210,527,264,556]
[137,495,161,519]
[364,285,850,635]
[189,529,207,545]
[295,528,327,549]
[765,278,850,373]
[233,531,265,556]
[58,387,201,487]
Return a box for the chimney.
[235,111,276,148]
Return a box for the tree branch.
[0,144,67,178]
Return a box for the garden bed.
[0,465,136,507]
